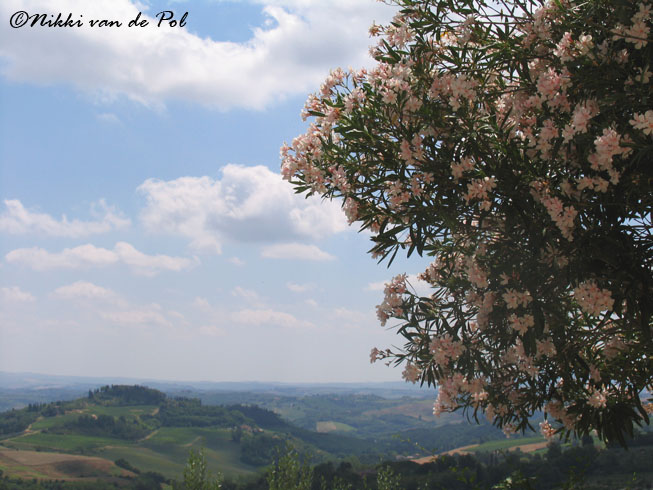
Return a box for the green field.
[94,427,259,479]
[4,432,130,452]
[2,422,262,479]
[30,414,79,431]
[467,435,546,453]
[315,421,356,433]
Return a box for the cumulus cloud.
[193,297,211,310]
[0,286,35,303]
[232,286,262,303]
[52,281,121,302]
[332,307,374,328]
[101,307,172,327]
[0,0,395,109]
[5,242,196,275]
[0,199,130,237]
[231,308,314,328]
[138,164,347,253]
[96,112,121,124]
[286,282,315,293]
[261,243,334,261]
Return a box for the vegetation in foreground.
[1,433,653,489]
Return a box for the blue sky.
[0,0,432,383]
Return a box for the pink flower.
[588,389,607,409]
[402,363,420,383]
[370,347,381,363]
[503,289,532,309]
[629,110,653,136]
[540,420,557,439]
[574,281,614,316]
[536,338,556,358]
[626,20,650,49]
[451,156,475,179]
[508,314,535,335]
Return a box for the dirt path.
[513,441,548,453]
[413,440,548,465]
[139,428,159,442]
[23,416,43,435]
[413,444,479,464]
[182,435,202,447]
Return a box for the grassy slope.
[0,403,261,480]
[0,448,132,481]
[467,435,547,452]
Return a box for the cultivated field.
[0,448,132,481]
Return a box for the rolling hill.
[0,384,423,484]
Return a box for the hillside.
[1,384,458,483]
[0,383,544,486]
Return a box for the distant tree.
[174,448,222,490]
[267,444,313,490]
[376,464,402,490]
[230,426,243,443]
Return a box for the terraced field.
[1,424,261,480]
[0,448,133,481]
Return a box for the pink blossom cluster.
[539,420,557,439]
[430,334,465,366]
[376,274,407,326]
[630,110,653,135]
[573,281,614,317]
[588,388,608,409]
[402,363,420,383]
[502,289,532,310]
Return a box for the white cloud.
[193,297,211,310]
[0,199,130,237]
[286,282,315,293]
[332,307,373,328]
[0,286,35,303]
[138,164,347,253]
[101,307,172,327]
[232,286,262,303]
[0,0,395,109]
[167,310,188,324]
[231,308,313,328]
[96,112,121,124]
[305,298,318,307]
[406,273,432,297]
[114,241,196,274]
[5,241,196,275]
[229,256,245,266]
[261,242,334,261]
[53,281,120,302]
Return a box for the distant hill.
[0,384,407,482]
